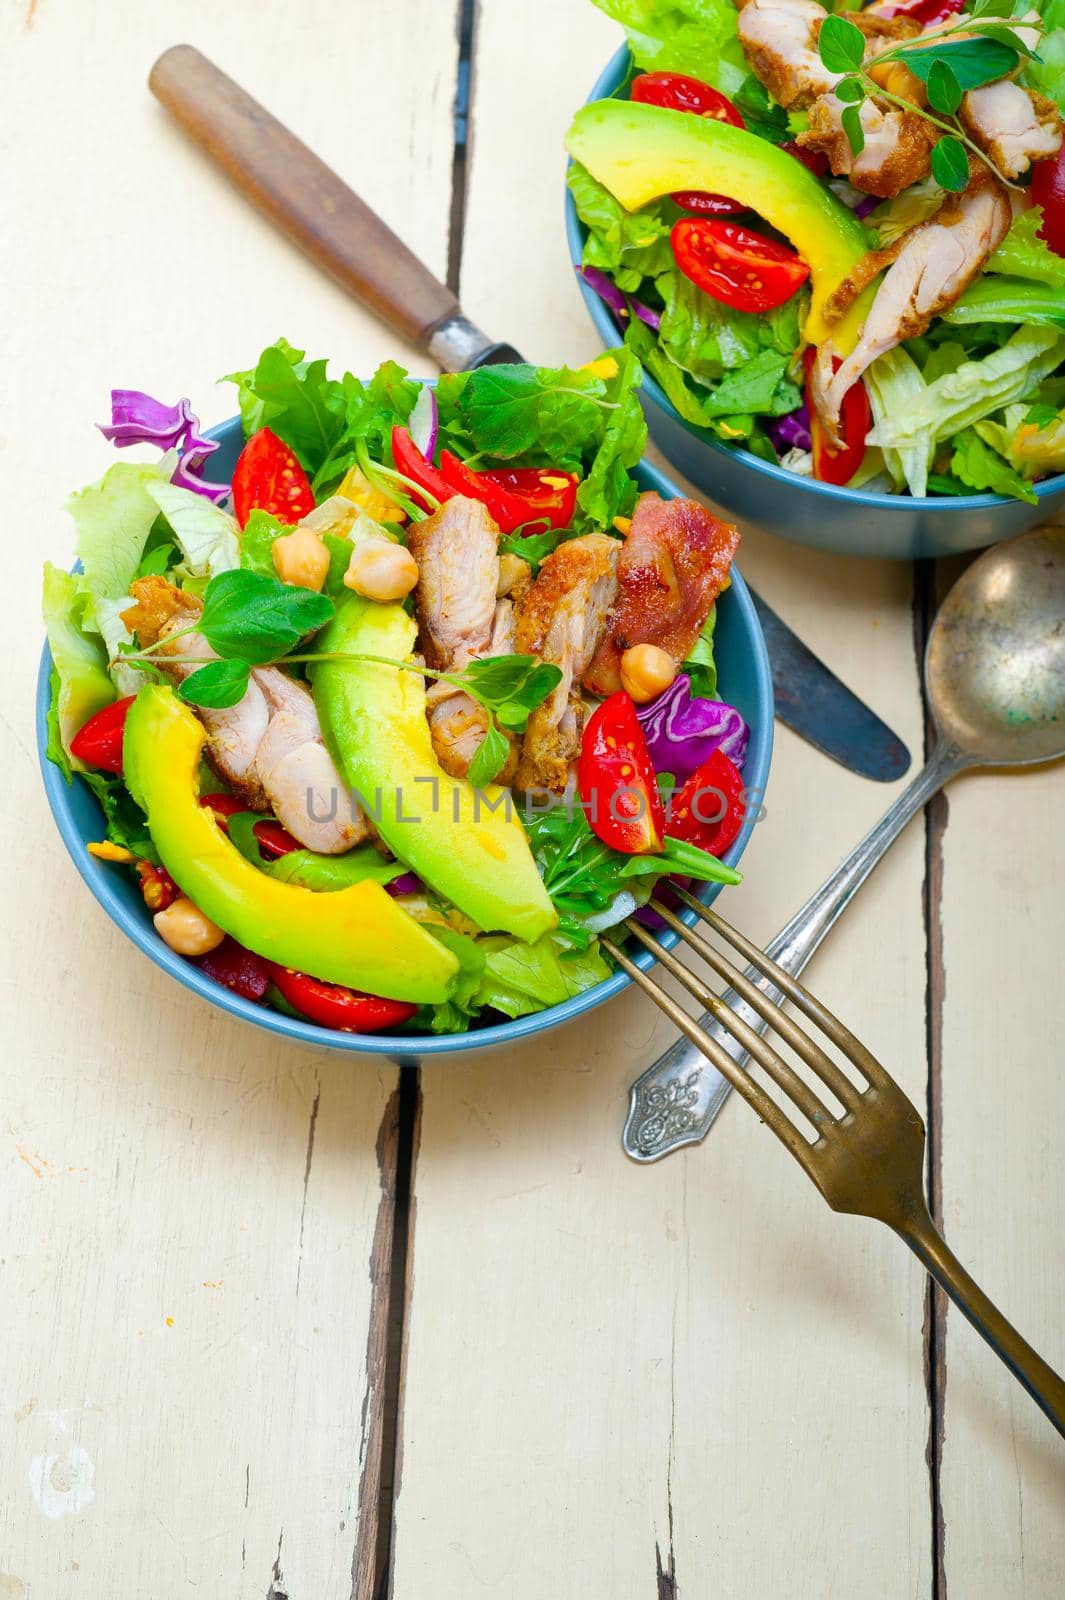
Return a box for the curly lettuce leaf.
[987,208,1065,289]
[473,932,612,1019]
[950,427,1038,504]
[568,164,675,291]
[655,268,805,384]
[683,604,718,698]
[66,456,175,603]
[42,563,115,766]
[144,479,241,576]
[590,0,747,93]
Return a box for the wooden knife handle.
[149,44,460,350]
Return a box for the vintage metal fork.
[601,887,1065,1437]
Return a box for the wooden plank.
[390,3,933,1595]
[936,752,1065,1593]
[0,3,458,1595]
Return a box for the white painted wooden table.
[3,3,1063,1596]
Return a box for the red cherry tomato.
[391,425,455,511]
[231,428,316,530]
[666,749,746,859]
[577,691,666,855]
[671,218,810,314]
[137,860,179,912]
[266,965,419,1032]
[69,695,135,775]
[631,72,747,218]
[194,937,272,1002]
[200,793,300,859]
[476,466,579,531]
[783,140,829,178]
[1032,147,1065,259]
[803,348,871,487]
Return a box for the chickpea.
[620,643,677,704]
[272,526,331,591]
[344,537,419,602]
[154,896,225,957]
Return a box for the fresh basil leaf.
[927,58,963,113]
[658,835,742,884]
[818,14,866,72]
[898,36,1019,91]
[931,135,971,192]
[841,102,866,157]
[178,659,251,708]
[199,569,334,664]
[835,74,866,103]
[467,722,511,787]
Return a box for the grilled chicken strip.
[121,577,365,853]
[514,534,620,794]
[960,81,1063,180]
[736,0,841,109]
[812,172,1012,445]
[408,495,513,781]
[584,496,739,698]
[798,93,936,197]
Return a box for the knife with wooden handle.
[149,44,911,783]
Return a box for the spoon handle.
[623,740,969,1162]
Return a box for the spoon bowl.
[927,525,1065,768]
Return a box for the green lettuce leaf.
[145,479,241,576]
[987,209,1065,289]
[1021,0,1065,109]
[655,267,804,383]
[950,427,1038,504]
[575,345,647,527]
[590,0,747,93]
[568,164,675,291]
[473,932,612,1019]
[42,563,115,764]
[66,457,175,602]
[80,770,158,863]
[683,604,718,698]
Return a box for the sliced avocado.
[310,595,557,944]
[567,99,874,349]
[123,684,459,1003]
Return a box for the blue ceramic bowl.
[566,47,1065,561]
[37,414,773,1061]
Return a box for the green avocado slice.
[566,98,875,349]
[310,594,557,944]
[123,683,459,1003]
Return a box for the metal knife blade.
[149,48,911,784]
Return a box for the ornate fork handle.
[624,741,969,1162]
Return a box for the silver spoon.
[624,523,1065,1162]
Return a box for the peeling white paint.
[29,1446,95,1519]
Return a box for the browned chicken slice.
[514,535,620,794]
[798,93,937,197]
[811,171,1012,445]
[407,495,500,671]
[960,82,1063,180]
[122,578,365,851]
[736,0,842,109]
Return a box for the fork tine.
[672,887,894,1093]
[647,897,866,1113]
[623,916,837,1134]
[601,935,823,1180]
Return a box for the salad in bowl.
[40,341,769,1045]
[566,0,1065,505]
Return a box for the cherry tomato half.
[671,218,809,314]
[783,140,829,179]
[70,694,135,775]
[577,691,665,855]
[200,793,300,859]
[391,425,455,511]
[666,749,746,859]
[266,965,420,1033]
[477,466,579,531]
[631,72,747,217]
[1032,146,1065,259]
[803,348,871,487]
[231,428,316,529]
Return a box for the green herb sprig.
[818,3,1044,192]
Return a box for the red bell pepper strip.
[265,965,420,1032]
[194,937,272,1002]
[803,348,871,487]
[437,451,542,533]
[577,691,666,854]
[200,793,300,860]
[666,748,746,859]
[391,425,455,511]
[231,428,316,529]
[672,218,810,314]
[69,695,136,775]
[477,466,579,531]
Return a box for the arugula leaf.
[950,426,1039,503]
[498,526,571,575]
[818,14,865,72]
[926,471,973,496]
[198,569,335,664]
[80,769,158,863]
[931,135,971,192]
[178,658,251,709]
